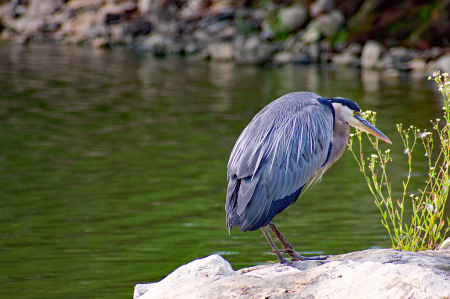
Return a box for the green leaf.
[417,226,426,232]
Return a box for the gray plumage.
[226,92,391,236]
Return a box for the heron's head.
[329,98,392,144]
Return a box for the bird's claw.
[296,255,329,261]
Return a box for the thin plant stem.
[348,72,450,251]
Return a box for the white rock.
[438,237,450,250]
[208,42,234,61]
[137,0,152,15]
[134,254,235,299]
[243,35,260,52]
[315,9,345,38]
[302,22,321,44]
[375,53,394,69]
[361,40,384,68]
[59,11,99,37]
[134,249,450,299]
[27,0,63,17]
[277,4,308,32]
[332,52,359,66]
[389,46,409,61]
[433,54,450,73]
[274,52,294,64]
[408,59,427,71]
[5,16,46,34]
[302,9,344,42]
[344,42,362,55]
[67,0,104,11]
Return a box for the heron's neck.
[320,119,349,172]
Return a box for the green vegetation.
[348,72,450,251]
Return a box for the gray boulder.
[234,35,276,64]
[375,53,394,69]
[302,9,344,43]
[408,59,427,71]
[310,0,334,18]
[137,0,152,15]
[208,42,235,61]
[0,0,64,35]
[432,54,450,73]
[58,10,107,42]
[277,4,308,32]
[302,23,320,44]
[344,42,362,55]
[135,249,450,299]
[332,52,359,66]
[361,40,384,68]
[140,33,176,54]
[27,0,64,17]
[315,10,345,38]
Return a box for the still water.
[0,43,445,298]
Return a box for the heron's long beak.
[353,113,392,144]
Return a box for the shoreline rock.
[0,0,449,73]
[134,248,450,299]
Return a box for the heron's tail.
[225,176,241,234]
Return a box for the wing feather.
[226,92,335,232]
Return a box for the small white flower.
[420,132,431,138]
[371,154,378,158]
[425,203,434,212]
[404,148,409,154]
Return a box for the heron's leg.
[261,226,287,264]
[268,222,328,261]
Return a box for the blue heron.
[226,92,391,263]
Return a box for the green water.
[0,43,445,298]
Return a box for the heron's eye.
[353,111,358,116]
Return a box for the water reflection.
[208,62,235,112]
[0,43,446,299]
[362,69,381,93]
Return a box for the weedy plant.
[348,72,450,251]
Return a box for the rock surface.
[361,40,384,68]
[277,4,308,32]
[134,249,450,299]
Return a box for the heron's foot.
[268,250,289,264]
[295,255,329,261]
[285,248,328,261]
